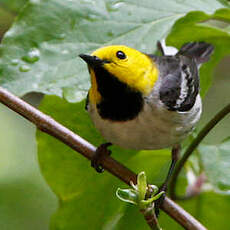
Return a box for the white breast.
[88,95,201,150]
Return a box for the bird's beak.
[79,54,105,67]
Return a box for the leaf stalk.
[170,103,230,200]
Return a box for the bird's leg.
[157,40,165,56]
[155,144,181,216]
[161,144,181,192]
[91,142,112,173]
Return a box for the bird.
[79,41,214,204]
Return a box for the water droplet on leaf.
[106,1,124,12]
[61,49,69,54]
[11,59,19,66]
[19,65,30,72]
[63,87,86,103]
[112,2,125,10]
[22,48,40,63]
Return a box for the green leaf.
[37,95,171,230]
[0,9,13,36]
[116,188,138,205]
[166,8,230,96]
[0,103,57,230]
[160,191,230,230]
[0,0,226,102]
[0,0,28,14]
[197,192,230,229]
[199,137,230,193]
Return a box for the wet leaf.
[167,8,230,96]
[199,137,230,193]
[0,0,227,102]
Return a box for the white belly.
[88,95,202,150]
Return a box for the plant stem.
[0,86,206,230]
[140,205,161,230]
[170,103,230,200]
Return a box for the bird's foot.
[91,143,112,173]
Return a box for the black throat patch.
[92,66,144,121]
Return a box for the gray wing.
[157,55,199,112]
[148,42,213,112]
[158,56,199,111]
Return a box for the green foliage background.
[0,0,230,229]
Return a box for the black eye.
[116,51,126,59]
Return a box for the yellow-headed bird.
[79,42,214,199]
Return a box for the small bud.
[137,171,147,201]
[117,172,163,210]
[148,184,159,196]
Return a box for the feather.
[177,42,214,64]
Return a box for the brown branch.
[0,86,206,230]
[140,204,161,230]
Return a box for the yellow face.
[88,45,158,104]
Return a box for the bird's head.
[79,45,158,104]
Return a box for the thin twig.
[0,86,206,230]
[170,103,230,200]
[140,204,161,230]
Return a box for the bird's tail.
[177,42,214,64]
